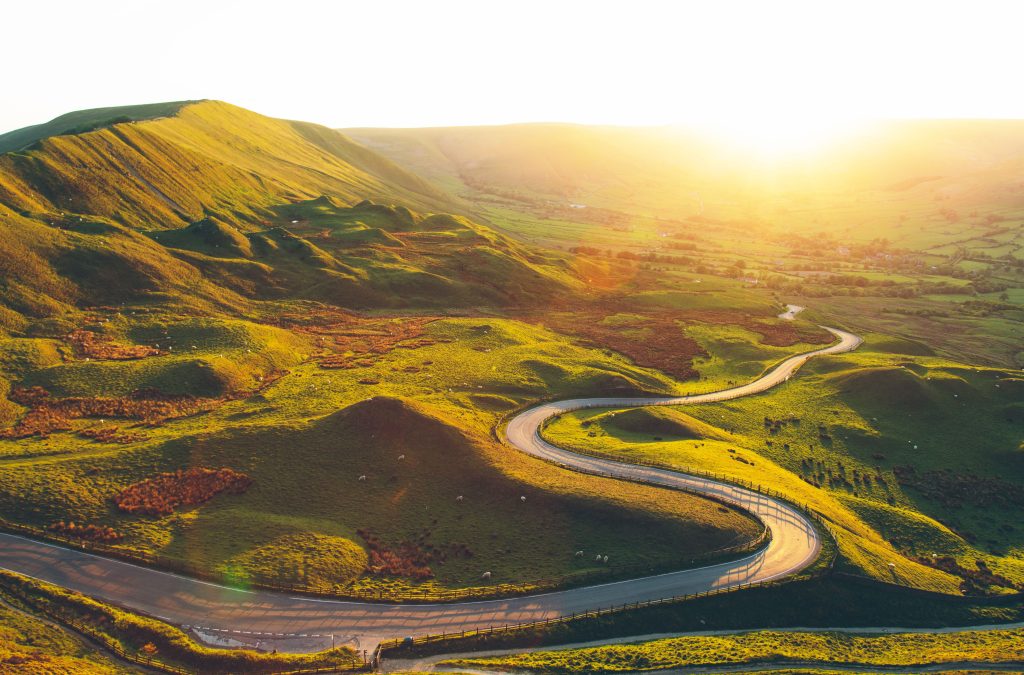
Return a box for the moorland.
[0,100,1021,671]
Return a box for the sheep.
[397,454,406,461]
[481,571,492,580]
[575,550,584,558]
[456,495,464,502]
[520,496,526,502]
[595,554,603,562]
[358,475,367,481]
[603,555,609,564]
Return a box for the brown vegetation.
[524,308,704,380]
[893,466,1024,511]
[274,308,439,369]
[66,329,163,360]
[0,386,209,439]
[521,301,831,381]
[47,521,122,543]
[917,555,1021,595]
[357,528,473,581]
[114,467,252,516]
[77,426,147,444]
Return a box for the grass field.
[0,315,761,598]
[542,336,1024,593]
[0,595,129,673]
[0,569,360,673]
[443,625,1024,672]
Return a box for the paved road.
[0,327,861,654]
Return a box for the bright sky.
[3,0,1023,140]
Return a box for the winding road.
[0,325,862,655]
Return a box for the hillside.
[0,101,193,154]
[348,121,1024,253]
[0,100,459,230]
[0,102,587,329]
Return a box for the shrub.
[114,467,252,516]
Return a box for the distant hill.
[347,121,1024,247]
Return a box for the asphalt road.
[0,327,861,654]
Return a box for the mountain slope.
[0,101,193,154]
[0,103,579,328]
[0,100,461,230]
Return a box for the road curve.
[0,327,861,654]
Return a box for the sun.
[688,114,870,161]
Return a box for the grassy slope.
[0,100,458,229]
[0,597,129,674]
[445,626,1024,672]
[544,336,1024,592]
[0,108,580,325]
[0,569,360,673]
[0,101,192,154]
[0,317,760,597]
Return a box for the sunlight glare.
[689,114,871,161]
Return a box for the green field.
[0,594,129,673]
[0,315,760,599]
[445,625,1024,672]
[543,337,1024,592]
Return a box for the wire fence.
[0,583,370,674]
[372,421,844,662]
[0,509,771,603]
[373,572,830,661]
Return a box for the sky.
[3,0,1023,139]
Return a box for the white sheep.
[520,496,526,502]
[574,550,584,558]
[603,555,609,564]
[456,495,464,502]
[358,475,367,481]
[481,571,492,580]
[595,554,602,562]
[398,454,406,461]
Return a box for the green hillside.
[0,101,192,154]
[0,102,585,328]
[0,100,458,230]
[0,102,775,601]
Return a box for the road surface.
[0,327,861,654]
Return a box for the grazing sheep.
[575,550,584,558]
[456,495,464,502]
[603,555,609,564]
[397,454,406,461]
[358,475,367,481]
[481,571,492,580]
[595,554,603,562]
[520,496,526,502]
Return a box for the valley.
[0,100,1020,673]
